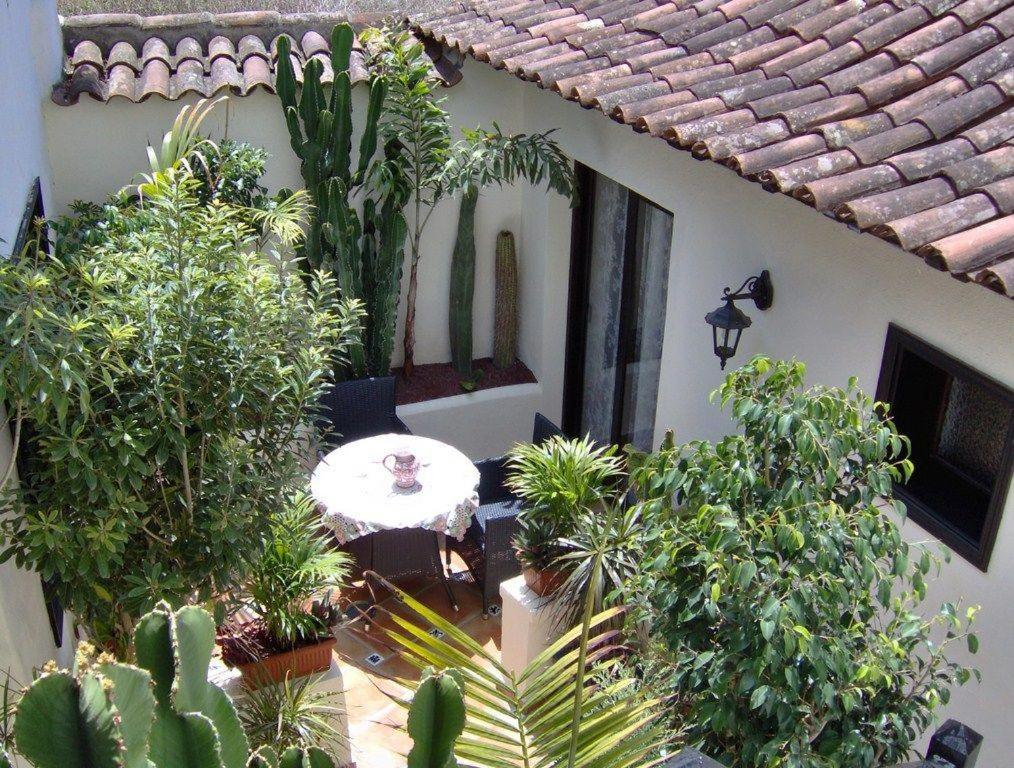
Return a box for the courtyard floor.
[330,559,501,766]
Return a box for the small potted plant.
[219,493,350,687]
[506,436,624,597]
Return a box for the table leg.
[435,532,459,612]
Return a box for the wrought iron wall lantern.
[704,270,773,369]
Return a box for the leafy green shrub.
[190,138,269,208]
[0,170,362,651]
[629,357,980,768]
[507,436,623,572]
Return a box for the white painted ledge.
[397,383,543,460]
[397,382,540,417]
[499,574,561,676]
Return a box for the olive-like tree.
[628,357,980,768]
[0,168,361,652]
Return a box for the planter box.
[523,566,565,597]
[236,635,336,688]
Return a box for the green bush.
[0,169,362,652]
[628,357,980,767]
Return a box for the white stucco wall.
[42,50,1014,763]
[0,0,68,683]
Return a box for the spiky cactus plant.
[448,187,479,380]
[406,669,465,768]
[8,604,340,768]
[276,24,405,378]
[492,231,519,369]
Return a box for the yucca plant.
[138,95,225,196]
[237,672,346,754]
[378,578,667,768]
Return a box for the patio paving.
[330,558,501,767]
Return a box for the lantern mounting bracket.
[723,269,773,311]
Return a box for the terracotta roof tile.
[874,192,999,249]
[410,0,1014,292]
[55,11,459,106]
[820,3,896,47]
[919,215,1014,271]
[837,177,957,227]
[887,137,978,180]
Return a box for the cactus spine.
[492,231,519,369]
[276,25,406,378]
[9,603,341,768]
[448,187,479,379]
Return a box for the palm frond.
[371,576,668,768]
[246,189,313,246]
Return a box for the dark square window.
[876,324,1014,571]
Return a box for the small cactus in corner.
[8,603,341,768]
[492,231,519,370]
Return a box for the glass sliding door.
[563,166,674,450]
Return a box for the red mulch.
[393,358,537,405]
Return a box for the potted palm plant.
[219,493,351,686]
[506,437,624,598]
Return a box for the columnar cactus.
[406,668,465,768]
[448,187,479,379]
[8,604,340,768]
[276,24,405,378]
[492,231,519,369]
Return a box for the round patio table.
[311,433,480,612]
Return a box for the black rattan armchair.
[317,375,410,450]
[448,412,564,616]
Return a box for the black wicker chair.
[449,412,564,616]
[317,375,411,450]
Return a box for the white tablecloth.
[311,433,480,544]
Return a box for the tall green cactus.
[9,604,340,768]
[448,187,479,379]
[406,669,465,768]
[276,24,406,378]
[492,231,519,369]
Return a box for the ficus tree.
[362,28,578,376]
[627,357,980,768]
[0,168,362,652]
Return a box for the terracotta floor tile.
[327,574,504,767]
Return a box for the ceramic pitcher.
[383,449,420,489]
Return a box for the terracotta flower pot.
[523,567,566,597]
[237,635,337,688]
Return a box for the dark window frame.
[562,164,673,445]
[876,324,1014,571]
